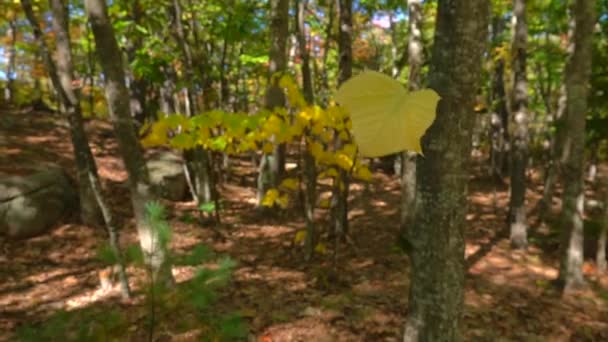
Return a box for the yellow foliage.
[355,166,373,181]
[261,189,289,208]
[335,152,354,171]
[263,115,283,135]
[262,142,274,154]
[315,243,328,254]
[280,178,299,191]
[318,198,331,209]
[277,194,289,209]
[294,230,307,245]
[261,189,280,207]
[320,130,334,144]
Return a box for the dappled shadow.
[2,107,608,341]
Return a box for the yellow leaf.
[335,152,354,171]
[294,230,307,245]
[334,71,439,157]
[311,122,324,135]
[277,194,289,209]
[320,130,334,144]
[264,115,283,135]
[280,178,299,191]
[338,131,350,141]
[262,142,274,154]
[342,144,357,157]
[355,166,373,181]
[314,243,327,254]
[324,168,339,178]
[318,198,331,209]
[309,141,324,159]
[262,189,279,207]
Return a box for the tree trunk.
[125,0,150,127]
[539,83,567,220]
[400,0,422,235]
[22,0,131,297]
[403,0,489,340]
[4,19,17,104]
[296,0,317,260]
[319,0,334,106]
[331,0,353,244]
[170,0,214,205]
[489,15,509,182]
[557,0,595,292]
[257,0,289,206]
[84,0,174,286]
[21,0,103,226]
[508,0,529,249]
[597,181,608,273]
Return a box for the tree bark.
[331,0,353,243]
[403,0,489,340]
[508,0,529,249]
[598,181,608,273]
[84,0,174,286]
[4,18,17,104]
[125,0,150,127]
[296,0,318,261]
[22,0,131,297]
[400,0,422,235]
[170,0,214,205]
[557,0,595,291]
[257,0,289,206]
[21,0,103,226]
[489,15,509,182]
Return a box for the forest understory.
[1,108,607,341]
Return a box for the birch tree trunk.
[509,0,529,249]
[84,0,174,286]
[557,0,595,291]
[403,0,489,340]
[400,0,422,235]
[21,0,103,226]
[4,19,16,104]
[22,0,131,297]
[257,0,289,206]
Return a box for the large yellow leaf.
[334,71,440,157]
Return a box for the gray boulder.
[147,151,187,201]
[0,167,78,239]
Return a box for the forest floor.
[1,108,608,341]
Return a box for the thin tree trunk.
[4,19,17,104]
[489,15,509,182]
[296,0,317,261]
[84,0,174,286]
[125,0,149,127]
[508,0,529,249]
[22,0,131,297]
[557,0,595,292]
[332,0,352,245]
[85,22,96,116]
[21,0,103,227]
[320,0,334,106]
[400,0,422,235]
[403,0,489,340]
[257,0,289,207]
[597,181,608,273]
[539,83,568,220]
[171,0,213,205]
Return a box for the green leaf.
[199,202,216,213]
[210,136,228,151]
